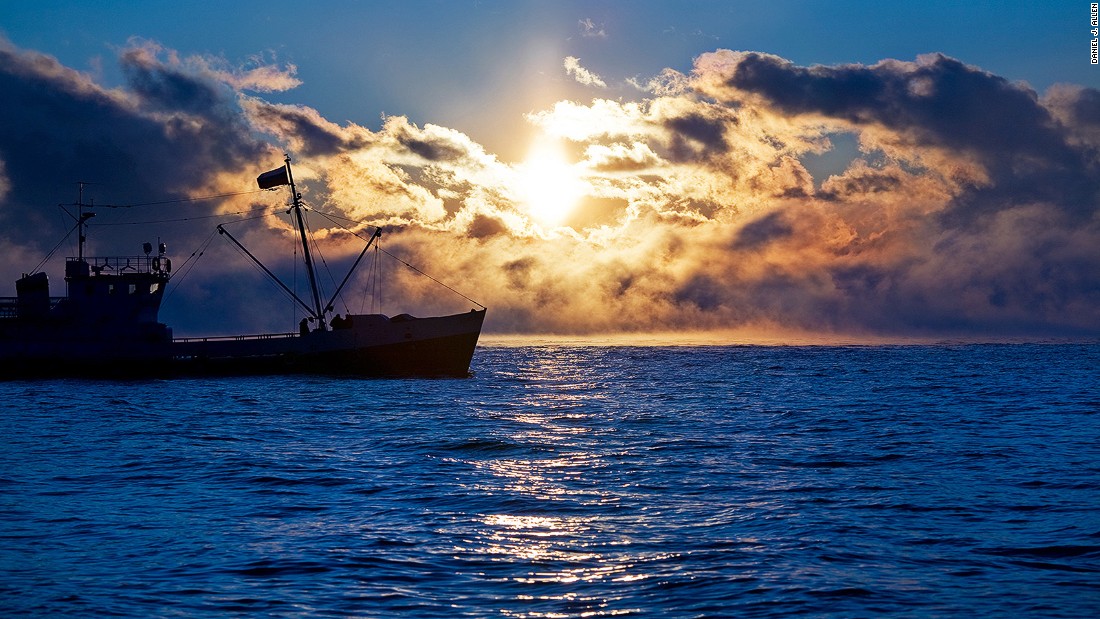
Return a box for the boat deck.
[173,332,297,344]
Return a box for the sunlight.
[515,139,584,226]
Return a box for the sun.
[515,139,584,227]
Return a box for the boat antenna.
[74,181,96,261]
[284,155,327,329]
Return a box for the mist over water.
[1,344,1097,617]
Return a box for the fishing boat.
[0,157,486,377]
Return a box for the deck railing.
[71,255,167,275]
[173,332,298,343]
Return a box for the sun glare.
[515,140,584,226]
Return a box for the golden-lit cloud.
[1,35,1097,337]
[563,56,607,88]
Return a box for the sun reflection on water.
[478,514,599,564]
[471,506,653,617]
[444,347,677,615]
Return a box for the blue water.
[1,344,1098,617]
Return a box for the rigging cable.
[221,234,305,311]
[378,247,485,310]
[297,202,366,315]
[90,188,270,209]
[362,236,382,314]
[162,228,219,304]
[94,205,281,227]
[31,217,83,274]
[305,205,485,310]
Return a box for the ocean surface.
[1,343,1098,618]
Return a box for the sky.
[0,1,1098,339]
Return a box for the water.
[1,344,1098,617]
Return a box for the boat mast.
[76,181,95,262]
[284,156,326,329]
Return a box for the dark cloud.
[404,137,462,162]
[120,47,225,117]
[672,273,726,312]
[727,53,1057,155]
[733,211,793,249]
[818,164,905,199]
[1062,87,1100,128]
[719,52,1100,222]
[0,38,282,333]
[0,40,266,201]
[662,110,734,164]
[244,100,356,156]
[665,113,728,151]
[503,257,536,290]
[390,124,471,163]
[466,213,508,239]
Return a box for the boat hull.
[171,309,486,377]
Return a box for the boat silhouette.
[0,157,485,377]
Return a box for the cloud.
[120,38,301,93]
[699,50,1100,222]
[582,142,663,172]
[0,37,270,244]
[628,67,691,96]
[0,34,1096,338]
[578,18,607,39]
[563,56,606,88]
[205,55,301,93]
[242,98,357,155]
